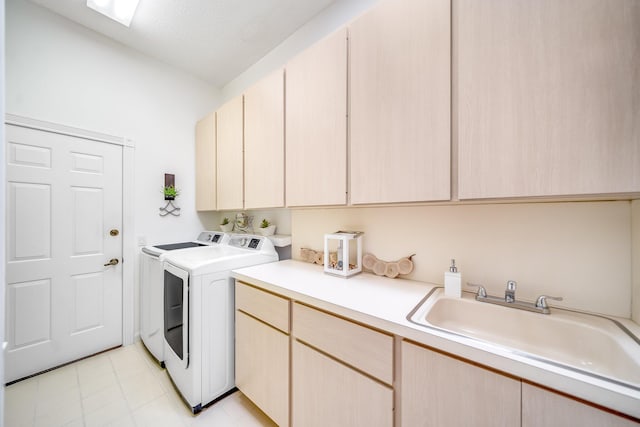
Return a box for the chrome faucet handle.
[505,280,517,303]
[466,283,487,298]
[535,295,563,309]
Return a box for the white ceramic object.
[220,222,234,232]
[411,290,640,387]
[256,225,276,236]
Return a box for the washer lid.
[141,231,230,257]
[163,236,278,274]
[155,242,205,251]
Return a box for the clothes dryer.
[139,231,229,364]
[162,235,278,412]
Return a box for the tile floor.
[4,341,277,427]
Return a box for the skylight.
[86,0,140,27]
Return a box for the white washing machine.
[139,231,229,364]
[162,234,279,413]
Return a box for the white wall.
[292,201,633,318]
[633,200,640,323]
[5,0,222,336]
[1,0,6,419]
[221,0,379,102]
[6,0,221,244]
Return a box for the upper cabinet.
[349,0,451,204]
[244,69,285,209]
[457,0,640,199]
[195,112,216,211]
[196,70,284,211]
[216,95,244,210]
[286,28,348,207]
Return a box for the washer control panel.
[196,231,229,245]
[229,235,264,250]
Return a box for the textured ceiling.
[27,0,337,87]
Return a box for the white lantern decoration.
[324,231,364,277]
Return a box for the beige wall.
[292,201,633,318]
[632,200,640,323]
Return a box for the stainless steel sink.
[408,288,640,389]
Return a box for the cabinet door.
[236,311,289,427]
[216,96,244,210]
[195,112,216,211]
[401,341,520,427]
[292,340,393,427]
[458,0,640,199]
[349,0,451,204]
[522,383,639,427]
[244,69,284,209]
[286,28,348,207]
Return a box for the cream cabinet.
[349,0,451,204]
[292,340,393,427]
[235,278,639,425]
[285,28,348,207]
[457,0,640,199]
[216,95,244,210]
[522,383,639,427]
[244,69,285,209]
[292,302,393,384]
[195,112,216,211]
[291,303,393,426]
[401,340,521,427]
[235,283,289,427]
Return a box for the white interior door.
[5,124,123,382]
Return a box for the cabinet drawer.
[292,340,393,427]
[292,303,393,384]
[236,282,289,333]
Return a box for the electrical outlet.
[138,236,147,246]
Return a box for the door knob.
[110,229,120,236]
[104,258,119,266]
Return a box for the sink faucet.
[505,280,516,303]
[466,281,563,314]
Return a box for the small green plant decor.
[220,216,234,232]
[257,218,275,236]
[163,185,180,200]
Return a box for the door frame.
[4,113,136,346]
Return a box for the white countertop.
[231,259,640,420]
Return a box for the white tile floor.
[4,341,277,427]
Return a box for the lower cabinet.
[401,340,640,427]
[401,340,521,427]
[291,303,394,426]
[522,383,638,427]
[235,283,290,426]
[234,281,639,426]
[292,340,393,427]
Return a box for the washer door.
[164,263,189,368]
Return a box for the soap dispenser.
[444,259,461,298]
